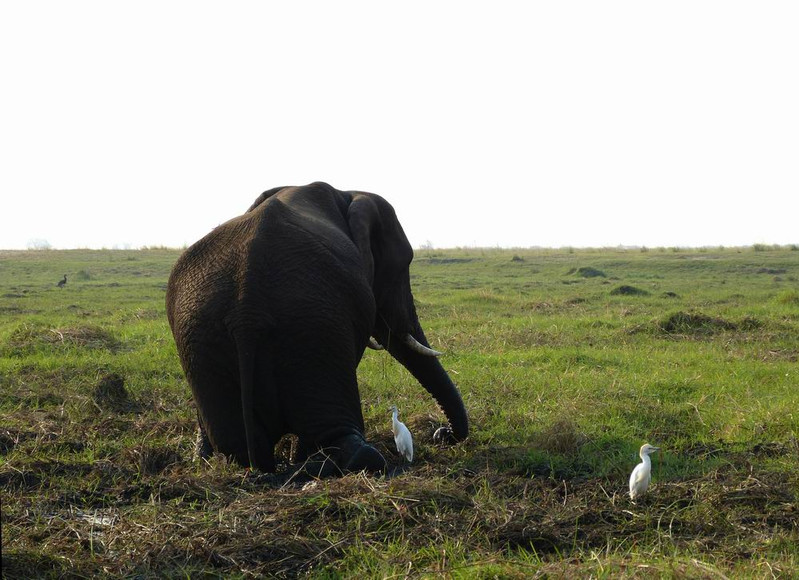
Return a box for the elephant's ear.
[347,194,381,286]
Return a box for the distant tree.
[27,238,52,250]
[419,240,434,250]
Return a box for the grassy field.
[1,246,797,578]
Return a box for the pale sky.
[2,2,797,250]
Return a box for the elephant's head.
[347,192,469,443]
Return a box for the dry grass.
[2,441,796,578]
[5,323,120,355]
[658,311,761,336]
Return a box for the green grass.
[1,247,798,578]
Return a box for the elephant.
[166,182,468,475]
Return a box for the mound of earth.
[575,267,606,278]
[610,285,649,296]
[5,323,120,355]
[93,372,138,413]
[658,311,760,335]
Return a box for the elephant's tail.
[235,334,275,472]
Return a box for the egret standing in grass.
[390,405,413,463]
[629,443,660,501]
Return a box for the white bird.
[390,405,413,463]
[629,443,660,501]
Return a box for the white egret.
[390,405,413,462]
[629,443,660,500]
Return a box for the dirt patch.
[565,297,587,305]
[0,429,37,455]
[131,445,184,475]
[91,372,136,413]
[658,312,761,336]
[532,418,586,455]
[2,552,79,579]
[0,470,42,490]
[757,268,787,275]
[761,349,799,363]
[571,267,606,278]
[610,285,649,296]
[5,323,120,355]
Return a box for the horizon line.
[3,242,798,253]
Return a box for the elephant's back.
[166,215,252,343]
[166,186,373,346]
[242,197,374,323]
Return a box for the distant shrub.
[752,244,781,252]
[26,238,51,250]
[75,270,92,281]
[511,255,524,262]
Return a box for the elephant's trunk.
[376,320,468,442]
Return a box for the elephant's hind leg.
[247,339,282,471]
[189,365,253,468]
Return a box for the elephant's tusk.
[367,337,384,350]
[403,334,442,357]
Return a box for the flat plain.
[1,246,797,578]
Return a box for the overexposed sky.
[2,2,797,250]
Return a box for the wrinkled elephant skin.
[166,182,468,475]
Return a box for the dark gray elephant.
[166,182,468,475]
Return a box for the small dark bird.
[57,275,67,288]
